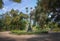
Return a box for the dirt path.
[0,31,60,41]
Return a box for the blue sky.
[0,0,37,14]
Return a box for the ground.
[0,31,60,41]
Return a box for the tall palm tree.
[25,7,33,32]
[29,7,33,32]
[25,7,29,32]
[30,7,33,25]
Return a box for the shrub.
[52,28,60,32]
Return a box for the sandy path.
[0,31,60,41]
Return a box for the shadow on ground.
[27,33,60,41]
[0,37,15,41]
[0,33,60,41]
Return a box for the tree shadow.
[49,33,60,41]
[0,37,16,41]
[27,33,60,41]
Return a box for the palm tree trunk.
[27,14,32,32]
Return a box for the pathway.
[0,31,60,41]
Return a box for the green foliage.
[0,0,3,9]
[0,19,3,31]
[52,28,60,32]
[34,0,49,29]
[11,29,48,35]
[0,0,60,34]
[11,30,41,35]
[32,25,49,33]
[4,14,11,26]
[12,0,21,3]
[34,0,60,30]
[19,20,28,30]
[48,22,60,32]
[32,25,38,31]
[48,22,58,29]
[0,9,29,31]
[0,19,3,27]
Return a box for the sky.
[0,0,37,14]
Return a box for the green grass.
[52,28,60,32]
[11,30,48,35]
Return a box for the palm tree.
[28,7,33,32]
[25,7,29,32]
[25,7,33,32]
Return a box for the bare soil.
[0,31,60,41]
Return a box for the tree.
[0,18,3,31]
[34,0,60,29]
[4,12,12,30]
[10,9,19,30]
[25,7,33,32]
[9,9,28,30]
[18,12,29,30]
[19,12,29,19]
[40,0,60,24]
[32,0,49,29]
[38,0,60,13]
[29,7,33,32]
[30,9,37,26]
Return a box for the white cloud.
[2,7,6,12]
[2,7,9,13]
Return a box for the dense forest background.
[0,0,60,34]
